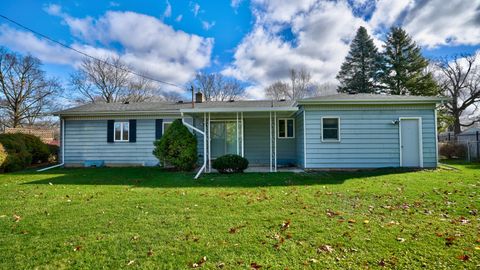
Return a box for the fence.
[465,141,480,161]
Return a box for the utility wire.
[0,14,184,89]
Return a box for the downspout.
[181,113,206,179]
[38,118,65,172]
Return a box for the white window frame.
[321,117,341,142]
[278,118,295,139]
[163,121,172,135]
[114,121,129,142]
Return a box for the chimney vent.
[195,92,203,103]
[177,100,184,104]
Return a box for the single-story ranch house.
[54,94,444,177]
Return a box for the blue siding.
[243,118,296,166]
[295,109,304,168]
[304,105,437,168]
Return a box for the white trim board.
[398,117,423,168]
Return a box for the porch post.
[269,111,272,172]
[241,112,244,157]
[208,112,211,172]
[236,112,239,155]
[274,111,277,172]
[203,112,207,173]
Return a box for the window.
[278,118,295,138]
[114,121,129,141]
[322,117,340,141]
[163,122,172,134]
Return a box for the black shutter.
[155,119,163,140]
[107,120,114,143]
[129,119,137,142]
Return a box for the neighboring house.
[4,127,57,145]
[54,94,444,175]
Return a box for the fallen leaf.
[131,235,139,241]
[474,246,480,251]
[348,219,356,224]
[250,262,262,269]
[317,245,334,253]
[192,256,207,268]
[74,246,81,251]
[397,238,406,243]
[13,214,21,222]
[147,249,153,256]
[378,259,386,267]
[363,220,369,224]
[281,220,291,231]
[457,254,469,261]
[308,258,318,263]
[127,260,135,266]
[445,236,456,247]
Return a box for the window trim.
[321,117,341,142]
[114,121,130,142]
[277,118,295,139]
[162,121,172,135]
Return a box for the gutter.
[181,114,206,179]
[37,118,65,172]
[180,106,298,113]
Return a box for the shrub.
[439,142,467,159]
[47,144,60,162]
[212,154,249,174]
[0,133,50,172]
[20,134,50,163]
[152,119,198,171]
[0,143,7,170]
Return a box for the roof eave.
[180,107,298,113]
[54,110,183,117]
[297,99,447,105]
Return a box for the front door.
[211,121,238,158]
[400,118,421,167]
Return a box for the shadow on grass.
[18,166,425,188]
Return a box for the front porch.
[181,103,301,177]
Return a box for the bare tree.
[265,68,316,100]
[435,54,480,135]
[126,76,161,102]
[192,72,244,101]
[265,81,289,100]
[71,57,136,103]
[0,47,60,128]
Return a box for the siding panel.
[304,105,437,168]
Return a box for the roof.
[55,94,446,116]
[298,94,447,104]
[55,100,296,116]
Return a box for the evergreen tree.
[336,26,381,93]
[380,27,438,96]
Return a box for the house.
[54,94,444,176]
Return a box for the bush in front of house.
[152,119,198,171]
[439,142,467,159]
[0,133,51,172]
[212,154,249,174]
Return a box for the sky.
[0,0,479,100]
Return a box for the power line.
[0,14,184,89]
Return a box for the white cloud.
[163,0,172,18]
[0,24,79,65]
[231,0,243,9]
[6,7,214,89]
[44,4,63,16]
[175,14,183,22]
[191,2,201,17]
[224,1,366,98]
[403,0,480,48]
[201,20,216,30]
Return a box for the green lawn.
[1,163,479,269]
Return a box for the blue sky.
[0,0,479,99]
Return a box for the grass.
[0,163,479,269]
